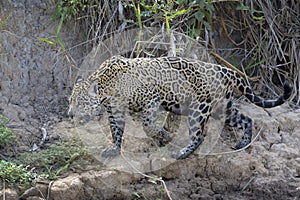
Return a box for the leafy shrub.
[15,137,90,180]
[0,137,90,190]
[124,0,215,37]
[53,0,89,20]
[0,114,15,148]
[0,160,36,188]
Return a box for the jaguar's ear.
[75,76,84,84]
[87,82,98,98]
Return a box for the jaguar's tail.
[243,82,292,108]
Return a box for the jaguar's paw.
[233,139,251,150]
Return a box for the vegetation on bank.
[49,0,298,102]
[0,114,15,148]
[0,116,89,191]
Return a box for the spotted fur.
[68,56,291,159]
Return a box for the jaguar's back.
[122,57,237,108]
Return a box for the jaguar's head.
[68,57,127,124]
[68,77,106,124]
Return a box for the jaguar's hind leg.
[142,95,172,146]
[172,100,212,159]
[225,100,252,149]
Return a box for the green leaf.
[195,11,205,22]
[203,21,211,30]
[168,8,190,20]
[199,0,206,9]
[56,37,66,51]
[252,16,265,21]
[56,13,65,35]
[246,58,268,70]
[36,37,55,45]
[251,9,264,14]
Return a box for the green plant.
[15,137,89,180]
[123,0,214,38]
[236,3,265,23]
[54,0,89,20]
[0,114,15,148]
[140,0,191,35]
[0,160,36,188]
[185,0,214,38]
[51,0,90,50]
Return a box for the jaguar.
[68,56,291,159]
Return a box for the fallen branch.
[210,51,259,81]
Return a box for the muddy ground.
[0,1,299,200]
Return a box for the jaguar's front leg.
[142,95,172,146]
[172,101,211,159]
[101,106,125,157]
